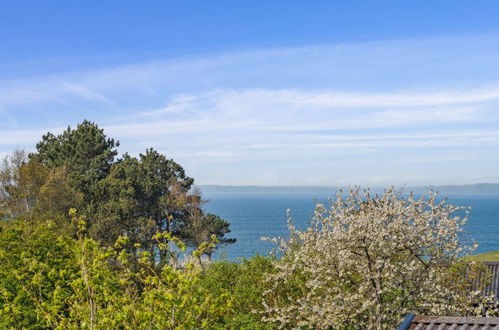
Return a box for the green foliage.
[1,120,233,257]
[34,120,119,201]
[177,213,236,258]
[0,151,82,232]
[66,210,234,329]
[199,256,276,329]
[92,149,195,249]
[0,219,78,329]
[0,211,236,329]
[91,155,157,249]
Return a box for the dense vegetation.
[1,121,498,329]
[0,121,234,257]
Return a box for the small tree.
[262,187,498,329]
[0,150,81,226]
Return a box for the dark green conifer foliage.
[19,120,235,254]
[177,213,235,258]
[136,148,194,231]
[91,149,196,248]
[34,120,119,204]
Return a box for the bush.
[199,256,276,329]
[0,220,78,329]
[0,214,235,329]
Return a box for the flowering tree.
[262,188,498,329]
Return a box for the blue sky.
[2,1,499,186]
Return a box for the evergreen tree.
[19,120,234,254]
[34,120,118,205]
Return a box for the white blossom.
[262,187,498,329]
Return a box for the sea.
[202,192,499,261]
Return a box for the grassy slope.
[465,251,499,262]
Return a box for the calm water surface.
[203,193,499,261]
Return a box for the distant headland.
[200,183,499,195]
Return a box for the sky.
[1,1,499,186]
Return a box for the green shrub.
[0,220,78,329]
[200,255,276,329]
[0,215,236,329]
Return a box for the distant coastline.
[200,183,499,195]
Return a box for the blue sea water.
[203,193,499,261]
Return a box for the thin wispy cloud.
[1,33,499,185]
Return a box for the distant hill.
[199,183,499,195]
[409,183,499,195]
[199,185,336,195]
